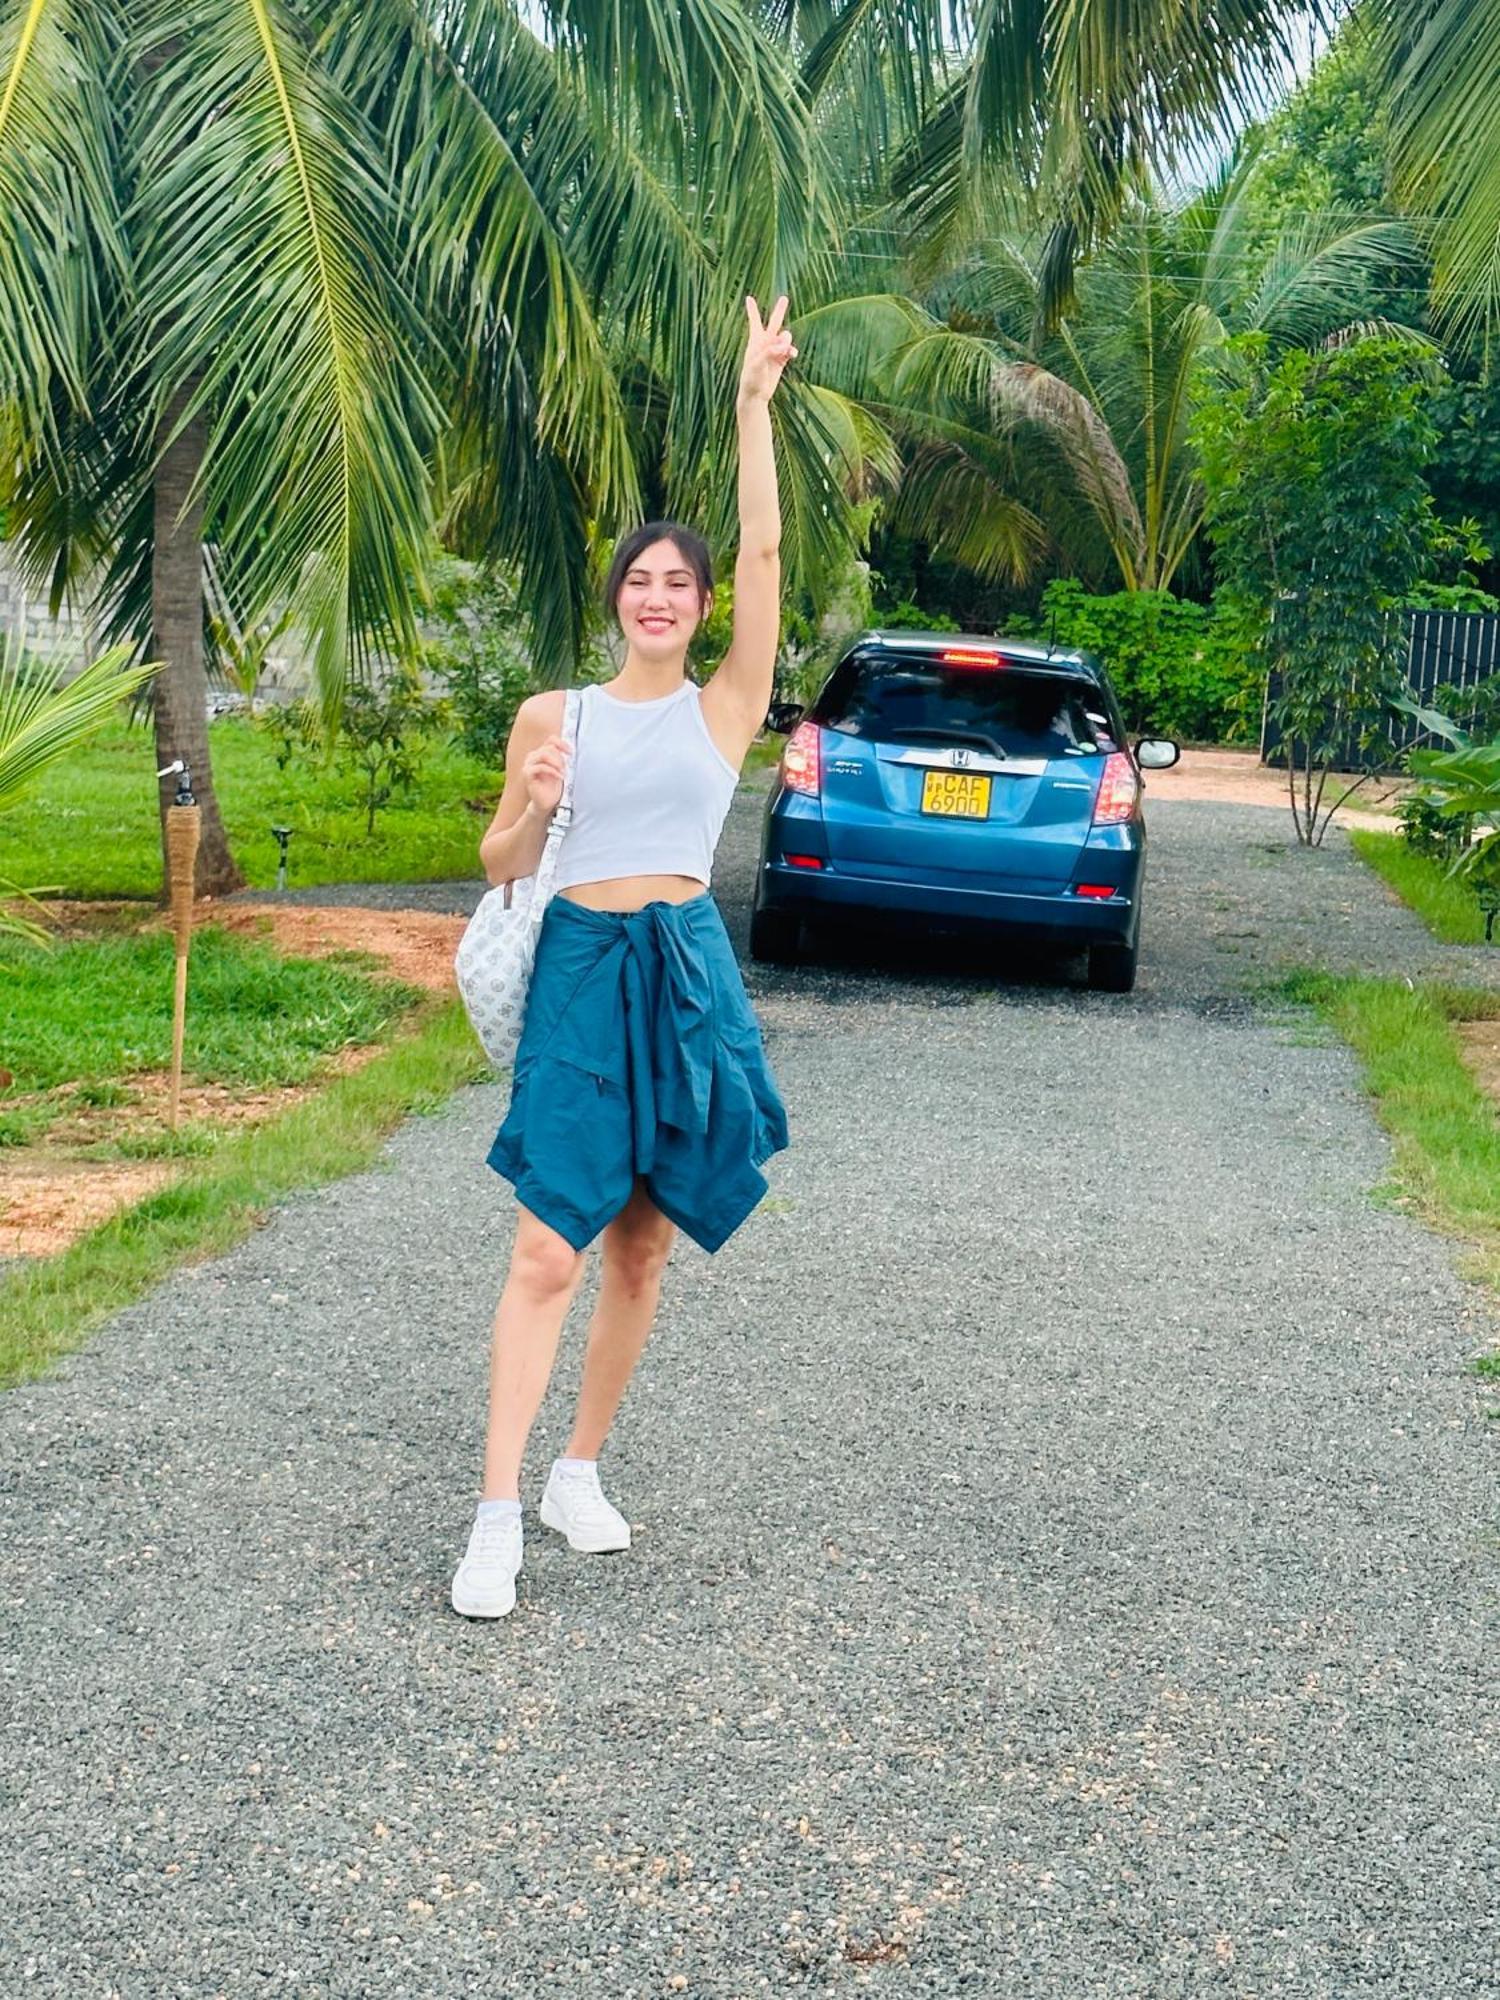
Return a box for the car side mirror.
[765,701,804,735]
[1135,737,1180,770]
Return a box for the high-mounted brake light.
[1091,751,1140,826]
[782,720,821,797]
[939,647,1006,667]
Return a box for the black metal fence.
[1261,608,1500,772]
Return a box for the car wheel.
[750,905,802,965]
[1086,939,1138,993]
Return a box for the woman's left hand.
[738,294,796,406]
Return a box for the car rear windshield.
[811,651,1119,758]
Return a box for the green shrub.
[1025,580,1255,742]
[1397,789,1473,859]
[256,698,320,772]
[1403,580,1500,613]
[421,562,537,767]
[336,663,452,836]
[874,599,961,633]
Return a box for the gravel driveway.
[2,790,1496,1997]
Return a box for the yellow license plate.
[920,770,992,818]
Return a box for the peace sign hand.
[738,294,797,406]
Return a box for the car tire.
[1086,939,1138,993]
[750,905,802,965]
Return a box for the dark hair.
[604,521,713,617]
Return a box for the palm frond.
[1247,219,1428,345]
[330,0,643,536]
[438,339,597,685]
[803,385,904,497]
[895,0,1309,323]
[793,294,937,400]
[889,441,1050,584]
[0,0,125,439]
[538,0,828,285]
[891,329,1145,567]
[129,0,442,720]
[1381,0,1500,335]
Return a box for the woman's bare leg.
[564,1181,676,1461]
[482,1205,588,1500]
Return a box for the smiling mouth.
[639,617,674,631]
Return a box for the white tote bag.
[455,688,582,1070]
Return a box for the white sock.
[555,1456,597,1476]
[476,1497,522,1521]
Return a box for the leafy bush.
[256,698,319,772]
[1403,579,1500,614]
[1405,722,1500,940]
[1416,671,1500,744]
[421,562,535,768]
[337,662,452,835]
[256,668,452,835]
[1014,580,1254,742]
[1397,789,1473,860]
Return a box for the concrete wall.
[0,545,97,668]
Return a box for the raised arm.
[702,295,796,761]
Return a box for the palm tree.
[0,0,846,895]
[800,157,1425,592]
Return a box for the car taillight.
[1092,752,1139,825]
[782,720,821,797]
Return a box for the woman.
[451,296,797,1619]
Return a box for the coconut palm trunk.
[150,390,242,898]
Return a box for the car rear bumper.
[757,856,1141,946]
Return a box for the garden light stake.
[157,759,200,1130]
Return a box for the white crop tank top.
[552,680,741,893]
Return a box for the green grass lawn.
[0,713,499,898]
[0,710,785,900]
[0,999,487,1387]
[1349,830,1494,946]
[0,922,424,1167]
[1283,973,1500,1356]
[0,925,419,1096]
[0,915,477,1386]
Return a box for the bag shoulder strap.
[528,688,582,914]
[551,687,583,834]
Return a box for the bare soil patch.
[1148,748,1408,831]
[6,897,466,991]
[195,901,465,993]
[0,1159,181,1259]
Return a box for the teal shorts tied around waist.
[487,893,789,1253]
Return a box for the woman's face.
[615,538,709,659]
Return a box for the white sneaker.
[539,1460,631,1553]
[450,1506,523,1618]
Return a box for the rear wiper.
[891,727,1009,761]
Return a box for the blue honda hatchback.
[752,631,1179,991]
